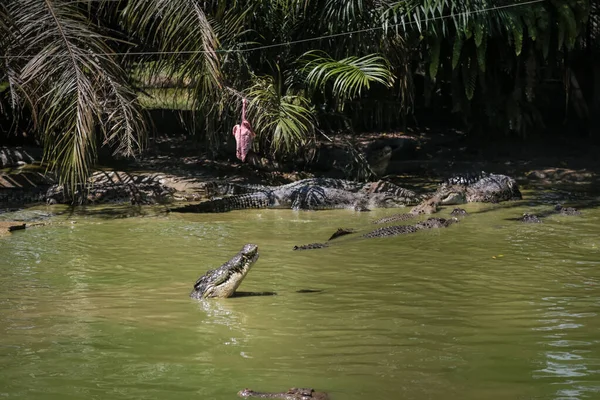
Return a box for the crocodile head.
[191,244,259,299]
[365,193,418,208]
[360,181,423,208]
[436,185,468,205]
[435,173,522,205]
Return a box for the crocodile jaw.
[439,191,467,205]
[192,244,259,299]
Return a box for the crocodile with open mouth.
[369,173,520,224]
[190,244,259,299]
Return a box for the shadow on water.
[232,291,277,298]
[295,289,324,294]
[63,204,170,219]
[465,196,600,219]
[231,289,324,297]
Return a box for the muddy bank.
[0,221,26,236]
[2,130,600,208]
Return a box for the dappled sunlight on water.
[1,199,599,399]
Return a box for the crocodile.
[520,213,542,223]
[204,178,367,198]
[517,204,581,223]
[171,178,423,213]
[435,172,522,204]
[190,244,259,299]
[238,388,329,400]
[370,195,439,224]
[1,171,178,206]
[450,208,468,216]
[362,217,458,238]
[369,173,517,224]
[555,204,582,216]
[46,171,176,205]
[293,217,458,250]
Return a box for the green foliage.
[0,0,593,186]
[247,74,315,158]
[428,37,441,80]
[303,51,395,106]
[386,0,590,136]
[3,0,147,192]
[452,35,463,70]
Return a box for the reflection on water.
[0,200,599,400]
[533,295,600,400]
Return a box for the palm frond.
[0,3,21,115]
[121,0,223,109]
[11,0,146,192]
[247,74,316,158]
[302,51,395,106]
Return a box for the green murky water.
[1,191,600,400]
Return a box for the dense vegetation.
[0,0,595,188]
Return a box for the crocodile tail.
[293,242,329,250]
[170,192,273,213]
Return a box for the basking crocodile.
[190,244,259,299]
[171,178,423,213]
[369,173,519,224]
[46,171,176,205]
[293,217,458,250]
[435,172,522,204]
[204,178,368,197]
[238,388,329,400]
[1,171,177,206]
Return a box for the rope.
[0,0,545,59]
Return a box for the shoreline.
[2,131,600,210]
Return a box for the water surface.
[1,193,599,400]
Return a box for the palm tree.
[0,0,223,192]
[0,0,593,192]
[383,0,591,135]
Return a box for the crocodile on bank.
[1,171,180,206]
[238,388,329,400]
[190,244,259,299]
[203,178,368,198]
[293,217,458,250]
[435,172,522,204]
[46,171,176,205]
[171,178,424,213]
[369,173,518,224]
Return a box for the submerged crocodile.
[293,217,458,250]
[238,388,329,400]
[171,178,423,213]
[518,204,582,223]
[555,204,582,216]
[190,244,259,299]
[520,213,542,223]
